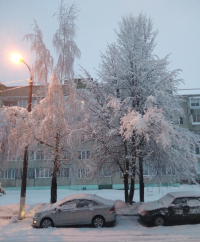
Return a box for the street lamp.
[11,54,33,111]
[11,53,33,219]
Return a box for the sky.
[0,0,200,95]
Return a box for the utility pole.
[17,59,33,220]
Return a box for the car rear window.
[187,198,200,207]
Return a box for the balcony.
[190,98,200,109]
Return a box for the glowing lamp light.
[11,53,23,63]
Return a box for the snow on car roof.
[167,191,200,198]
[56,193,114,205]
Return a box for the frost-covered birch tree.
[53,0,81,82]
[26,1,80,203]
[31,74,81,203]
[81,14,199,204]
[0,1,81,206]
[25,1,80,203]
[23,20,54,86]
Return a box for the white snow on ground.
[0,185,200,241]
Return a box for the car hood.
[138,200,166,213]
[36,203,56,213]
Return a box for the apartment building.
[179,95,200,180]
[0,83,200,188]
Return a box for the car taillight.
[109,206,115,213]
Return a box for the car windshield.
[158,194,174,206]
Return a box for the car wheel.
[154,216,165,226]
[41,218,53,228]
[92,216,105,228]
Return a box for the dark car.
[138,191,200,226]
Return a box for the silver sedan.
[32,193,117,228]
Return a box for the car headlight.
[140,211,148,215]
[34,213,41,218]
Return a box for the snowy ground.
[0,185,200,241]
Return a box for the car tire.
[154,216,165,226]
[92,216,105,228]
[41,218,54,228]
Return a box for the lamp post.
[11,54,33,219]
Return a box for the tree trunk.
[128,159,136,204]
[139,156,144,202]
[124,173,129,203]
[18,146,28,220]
[51,171,57,204]
[50,134,60,204]
[124,141,130,203]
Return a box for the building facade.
[179,95,200,180]
[0,83,200,188]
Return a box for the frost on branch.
[120,107,173,148]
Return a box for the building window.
[177,117,183,125]
[15,169,22,179]
[197,163,200,174]
[143,163,157,176]
[32,100,38,109]
[78,151,90,159]
[35,168,69,178]
[18,100,37,109]
[58,168,69,178]
[166,166,176,175]
[35,168,50,178]
[18,100,28,109]
[29,151,35,160]
[28,168,35,178]
[192,114,200,123]
[78,168,91,179]
[15,168,35,179]
[9,156,20,161]
[29,151,44,160]
[36,151,44,160]
[0,169,15,179]
[195,146,200,155]
[179,117,183,125]
[191,98,200,107]
[99,164,112,177]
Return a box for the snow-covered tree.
[31,74,82,203]
[53,0,81,82]
[24,1,80,203]
[23,20,54,86]
[0,104,32,215]
[0,182,6,195]
[81,14,199,204]
[0,1,81,209]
